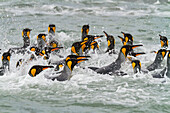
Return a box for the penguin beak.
[76,59,89,63]
[150,51,157,53]
[118,36,124,42]
[131,52,145,57]
[94,35,103,40]
[42,66,54,70]
[75,56,90,63]
[131,45,143,49]
[51,47,63,51]
[76,56,90,60]
[103,31,108,37]
[83,38,88,41]
[121,31,125,36]
[127,56,132,61]
[94,36,100,40]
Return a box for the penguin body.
[22,28,32,48]
[131,60,141,74]
[37,34,47,51]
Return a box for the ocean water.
[0,0,170,113]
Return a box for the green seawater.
[0,0,170,113]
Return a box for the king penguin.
[0,51,11,75]
[47,55,90,81]
[159,34,168,49]
[147,49,167,71]
[152,50,170,78]
[103,31,116,54]
[88,45,143,75]
[118,32,133,45]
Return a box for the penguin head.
[83,35,103,48]
[103,31,115,48]
[131,60,141,73]
[16,59,24,68]
[81,24,89,35]
[48,24,56,35]
[30,46,40,56]
[28,65,54,77]
[50,40,58,48]
[66,55,90,61]
[54,62,64,71]
[22,28,32,38]
[107,36,115,48]
[90,41,99,50]
[120,45,143,58]
[155,49,167,62]
[65,55,90,71]
[37,34,47,42]
[120,32,133,45]
[159,34,168,48]
[44,46,63,54]
[2,51,11,70]
[71,42,82,56]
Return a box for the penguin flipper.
[114,71,127,76]
[152,67,166,78]
[88,67,99,71]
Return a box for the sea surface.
[0,0,170,113]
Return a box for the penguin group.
[0,24,169,81]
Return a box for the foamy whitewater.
[0,0,170,112]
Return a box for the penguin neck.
[23,35,30,48]
[115,52,126,64]
[82,31,88,41]
[154,54,163,64]
[64,65,72,79]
